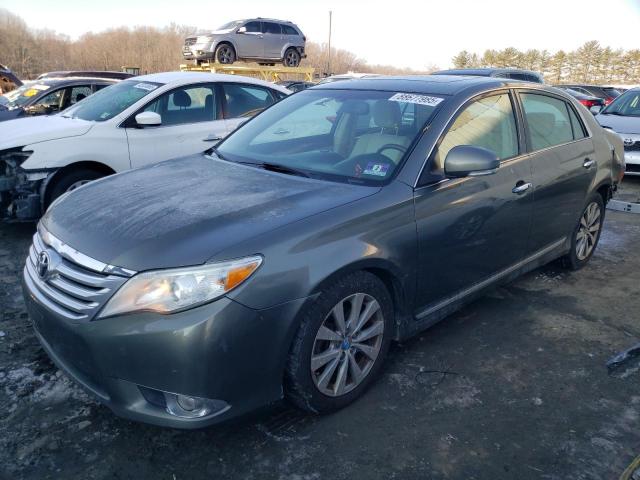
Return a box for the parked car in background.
[0,64,22,94]
[562,84,621,105]
[183,18,306,67]
[276,80,314,92]
[36,71,135,81]
[595,87,640,175]
[24,75,623,428]
[0,76,120,123]
[317,73,381,84]
[555,86,605,110]
[0,72,289,220]
[433,68,544,83]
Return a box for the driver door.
[234,21,264,58]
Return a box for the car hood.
[42,154,380,272]
[0,115,93,150]
[596,113,640,134]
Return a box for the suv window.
[567,106,587,140]
[34,88,65,112]
[282,25,298,35]
[520,93,575,150]
[143,84,217,126]
[244,21,261,33]
[69,86,92,105]
[223,84,276,118]
[263,22,282,34]
[432,93,518,170]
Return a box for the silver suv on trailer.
[183,18,306,67]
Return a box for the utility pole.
[326,10,332,77]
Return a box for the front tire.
[46,169,105,208]
[562,193,605,270]
[285,271,392,414]
[282,48,301,67]
[215,44,236,64]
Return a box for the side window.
[567,105,587,140]
[282,25,298,35]
[34,88,66,112]
[433,94,518,170]
[520,93,574,150]
[142,84,217,126]
[263,22,282,34]
[223,84,275,118]
[69,86,92,105]
[244,21,261,33]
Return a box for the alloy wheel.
[218,46,234,64]
[285,51,300,67]
[310,293,385,397]
[66,179,92,192]
[576,201,601,260]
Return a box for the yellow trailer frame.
[179,63,315,83]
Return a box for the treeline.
[0,8,427,80]
[452,42,640,85]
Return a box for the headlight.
[98,256,262,318]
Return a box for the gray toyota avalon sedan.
[22,76,624,428]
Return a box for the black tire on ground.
[215,44,236,64]
[282,48,301,68]
[285,271,393,414]
[561,192,605,270]
[46,169,105,208]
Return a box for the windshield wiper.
[601,111,625,116]
[256,162,311,178]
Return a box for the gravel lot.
[1,178,639,480]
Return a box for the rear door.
[235,21,264,58]
[516,90,596,253]
[262,22,284,58]
[125,83,226,168]
[413,91,534,312]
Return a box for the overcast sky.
[3,0,639,69]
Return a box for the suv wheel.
[285,271,392,414]
[215,44,236,64]
[562,193,605,270]
[283,48,301,68]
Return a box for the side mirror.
[135,111,161,127]
[237,26,247,34]
[590,105,602,115]
[444,145,500,178]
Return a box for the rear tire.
[215,44,236,64]
[285,271,392,414]
[561,193,605,270]
[46,169,105,208]
[282,48,301,67]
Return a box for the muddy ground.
[1,178,639,480]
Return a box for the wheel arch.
[43,160,116,205]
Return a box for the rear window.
[521,93,577,150]
[282,25,298,35]
[263,22,282,34]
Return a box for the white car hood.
[0,115,93,150]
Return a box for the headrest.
[341,100,369,115]
[173,90,192,108]
[372,100,401,129]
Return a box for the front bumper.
[1,163,49,221]
[624,150,640,176]
[23,269,307,428]
[182,44,214,61]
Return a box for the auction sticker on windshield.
[363,162,390,177]
[389,93,443,106]
[134,83,158,91]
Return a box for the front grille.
[624,141,640,152]
[627,163,640,173]
[184,37,196,47]
[25,231,129,321]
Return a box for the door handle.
[512,182,532,194]
[203,135,222,142]
[583,158,595,169]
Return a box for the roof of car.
[311,74,513,95]
[29,77,120,86]
[131,71,291,93]
[433,68,542,77]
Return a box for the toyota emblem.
[37,251,50,279]
[624,138,635,147]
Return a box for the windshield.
[61,80,162,122]
[601,90,640,117]
[216,89,445,185]
[217,20,243,30]
[0,82,51,109]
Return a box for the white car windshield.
[216,89,445,185]
[62,80,163,122]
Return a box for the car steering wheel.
[377,144,407,156]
